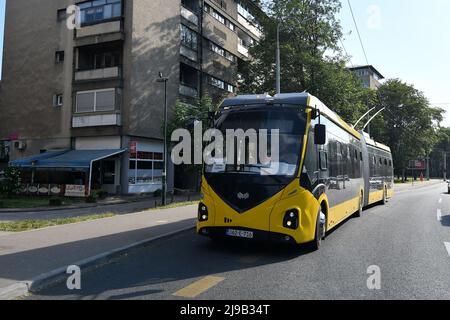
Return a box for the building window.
[180,24,198,50]
[55,51,65,64]
[57,8,67,22]
[79,0,122,26]
[209,76,225,90]
[129,151,164,185]
[0,141,10,161]
[93,51,121,69]
[204,3,235,32]
[210,42,237,63]
[226,84,235,93]
[211,9,225,24]
[76,89,116,113]
[208,75,235,93]
[53,94,63,107]
[236,0,261,29]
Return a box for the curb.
[0,225,195,300]
[394,181,444,194]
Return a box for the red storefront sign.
[130,141,138,156]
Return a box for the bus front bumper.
[198,227,298,245]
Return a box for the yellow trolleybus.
[197,93,394,250]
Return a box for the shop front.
[10,149,126,197]
[127,140,164,194]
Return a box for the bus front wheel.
[355,192,364,218]
[381,187,387,205]
[308,208,326,251]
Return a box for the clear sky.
[339,0,450,126]
[0,0,449,124]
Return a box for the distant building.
[349,65,385,89]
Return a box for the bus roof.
[221,93,391,153]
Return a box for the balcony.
[73,114,122,128]
[237,43,249,57]
[180,46,198,62]
[181,6,198,26]
[75,66,121,82]
[179,84,198,98]
[237,15,263,38]
[76,20,122,39]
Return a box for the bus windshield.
[205,106,307,177]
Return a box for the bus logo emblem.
[237,192,250,200]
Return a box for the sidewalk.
[0,204,197,300]
[394,179,445,192]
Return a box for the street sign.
[408,160,426,170]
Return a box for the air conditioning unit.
[14,141,27,151]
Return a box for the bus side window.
[319,151,328,171]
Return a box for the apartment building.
[0,0,263,195]
[349,65,385,89]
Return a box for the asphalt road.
[28,182,450,300]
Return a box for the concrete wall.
[0,0,76,159]
[123,0,182,140]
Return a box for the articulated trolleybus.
[197,93,394,250]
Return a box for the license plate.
[226,229,254,239]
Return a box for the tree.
[371,79,444,178]
[429,127,450,178]
[239,0,370,124]
[0,166,21,198]
[168,95,218,190]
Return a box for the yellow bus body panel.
[198,178,324,245]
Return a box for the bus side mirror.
[314,124,326,145]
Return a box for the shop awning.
[10,149,126,169]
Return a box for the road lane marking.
[445,243,450,257]
[173,276,225,298]
[437,209,442,222]
[439,198,443,204]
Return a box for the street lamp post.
[157,72,169,206]
[276,23,281,94]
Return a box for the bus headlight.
[283,209,299,230]
[198,203,209,222]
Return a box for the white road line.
[439,198,443,204]
[437,209,442,222]
[444,243,450,257]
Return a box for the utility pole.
[444,151,447,182]
[426,154,430,181]
[157,72,169,206]
[276,23,281,94]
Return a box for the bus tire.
[308,208,326,251]
[355,191,364,218]
[381,186,387,205]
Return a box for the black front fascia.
[205,173,296,214]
